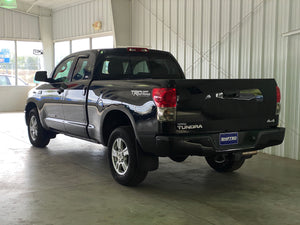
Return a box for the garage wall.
[0,86,33,112]
[131,0,299,160]
[0,7,40,40]
[52,0,113,41]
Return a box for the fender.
[87,101,143,147]
[99,105,140,144]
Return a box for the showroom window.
[92,36,113,49]
[54,35,113,66]
[17,41,43,86]
[54,41,70,66]
[0,40,15,85]
[0,40,43,86]
[71,38,90,53]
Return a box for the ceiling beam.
[26,0,39,13]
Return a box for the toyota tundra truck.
[25,48,285,186]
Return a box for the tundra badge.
[177,123,203,130]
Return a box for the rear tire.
[108,126,148,186]
[205,154,245,172]
[27,108,51,148]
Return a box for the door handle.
[57,83,68,94]
[57,87,64,94]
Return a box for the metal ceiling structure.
[19,0,88,10]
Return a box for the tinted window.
[101,59,127,76]
[133,60,150,75]
[53,57,75,82]
[98,54,183,79]
[72,57,90,81]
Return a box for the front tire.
[108,126,148,186]
[205,154,245,172]
[27,108,51,148]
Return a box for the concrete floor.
[0,113,300,225]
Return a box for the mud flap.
[136,141,159,171]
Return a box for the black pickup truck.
[25,48,285,186]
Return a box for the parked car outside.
[0,74,28,86]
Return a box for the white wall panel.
[170,0,178,58]
[0,86,34,112]
[240,0,252,78]
[0,8,40,40]
[132,0,300,160]
[263,0,276,78]
[251,1,264,79]
[211,0,220,79]
[193,0,202,79]
[185,0,193,79]
[220,0,231,79]
[144,0,151,47]
[53,0,113,41]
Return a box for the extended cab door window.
[71,57,91,81]
[52,57,75,82]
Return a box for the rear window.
[98,54,183,79]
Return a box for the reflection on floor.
[0,112,300,225]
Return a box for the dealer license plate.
[219,132,238,146]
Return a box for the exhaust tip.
[214,154,226,163]
[242,151,258,156]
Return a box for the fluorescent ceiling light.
[0,0,17,9]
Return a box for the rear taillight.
[276,86,281,115]
[152,88,177,121]
[276,86,281,103]
[152,88,176,107]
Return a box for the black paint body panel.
[25,48,285,157]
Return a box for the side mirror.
[35,71,49,82]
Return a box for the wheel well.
[102,110,133,146]
[25,102,37,125]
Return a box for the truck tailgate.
[175,79,278,133]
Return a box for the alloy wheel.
[111,138,130,175]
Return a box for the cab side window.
[53,57,75,82]
[133,60,150,75]
[72,57,90,81]
[101,58,126,76]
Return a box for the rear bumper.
[154,127,285,157]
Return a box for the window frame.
[71,55,91,82]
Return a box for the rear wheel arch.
[101,109,137,146]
